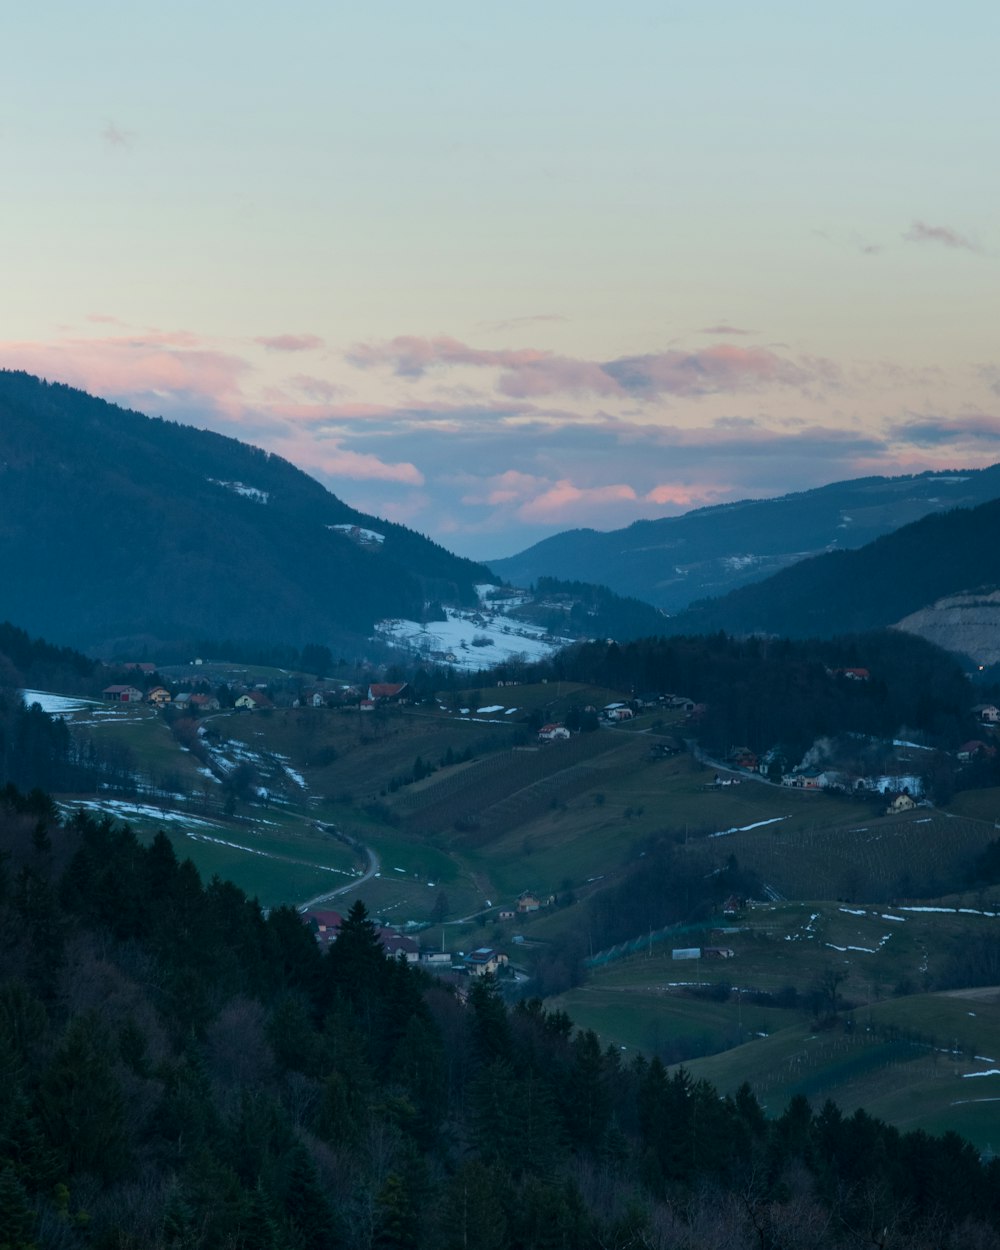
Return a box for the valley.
[27,662,1000,1149]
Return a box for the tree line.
[0,788,999,1248]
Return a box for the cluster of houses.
[102,684,275,711]
[300,908,510,978]
[101,676,410,715]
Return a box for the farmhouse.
[146,686,172,704]
[973,704,1000,724]
[517,891,541,913]
[538,723,570,742]
[103,685,144,703]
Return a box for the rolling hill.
[488,467,1000,612]
[0,371,491,652]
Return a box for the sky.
[2,1,998,558]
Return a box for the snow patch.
[328,524,385,545]
[20,689,101,714]
[207,478,269,503]
[709,816,789,839]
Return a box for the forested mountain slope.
[667,495,1000,645]
[489,467,1000,612]
[0,371,490,652]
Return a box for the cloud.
[902,220,981,253]
[0,332,250,418]
[347,334,819,400]
[890,413,1000,446]
[254,334,325,352]
[699,324,753,336]
[516,480,638,522]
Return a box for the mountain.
[0,371,491,652]
[666,494,1000,652]
[488,467,1000,611]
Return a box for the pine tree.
[0,1165,36,1250]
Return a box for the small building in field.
[103,685,144,703]
[538,723,570,742]
[671,947,701,961]
[517,892,541,913]
[498,909,516,921]
[146,686,172,705]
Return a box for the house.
[958,740,996,762]
[368,682,407,702]
[302,908,343,948]
[103,685,144,703]
[729,747,758,770]
[538,723,570,742]
[517,891,541,913]
[781,773,821,789]
[146,686,172,704]
[885,793,917,815]
[465,947,508,977]
[235,690,273,710]
[498,909,516,921]
[703,946,735,959]
[973,704,1000,724]
[379,930,420,962]
[189,693,220,712]
[830,667,871,681]
[359,698,375,712]
[722,894,744,917]
[123,662,157,675]
[602,707,634,722]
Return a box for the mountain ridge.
[487,467,1000,610]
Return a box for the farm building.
[102,685,144,703]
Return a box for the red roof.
[369,682,407,699]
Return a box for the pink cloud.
[0,333,250,417]
[645,482,733,507]
[517,480,637,522]
[699,324,753,336]
[268,430,424,485]
[347,335,551,377]
[255,334,325,352]
[902,220,980,252]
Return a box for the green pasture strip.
[546,986,785,1058]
